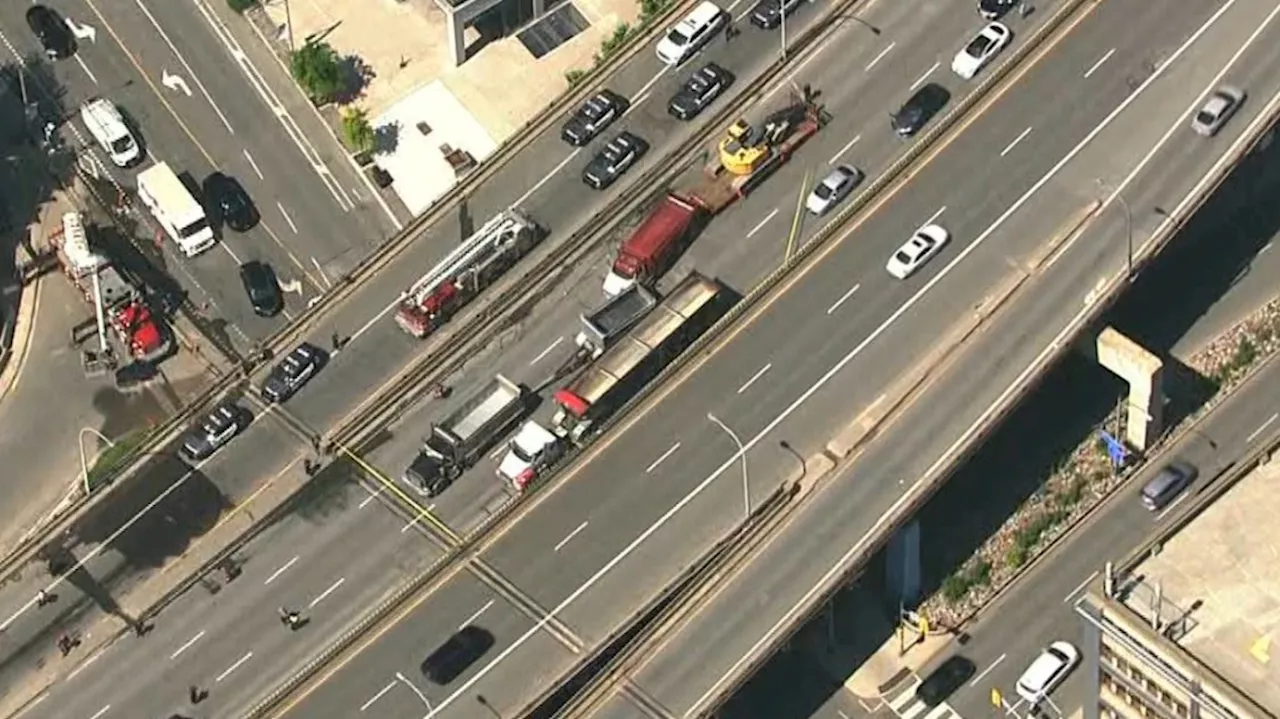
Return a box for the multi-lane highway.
[0,0,398,347]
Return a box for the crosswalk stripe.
[888,684,921,712]
[900,702,928,719]
[923,703,958,719]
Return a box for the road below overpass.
[578,0,1280,715]
[209,0,1280,717]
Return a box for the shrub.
[941,559,993,602]
[290,39,344,103]
[1232,335,1258,371]
[598,23,633,63]
[639,0,671,24]
[1005,544,1028,569]
[341,107,375,154]
[227,0,256,12]
[565,68,588,86]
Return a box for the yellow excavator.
[717,98,816,175]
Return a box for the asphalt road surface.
[583,0,1280,716]
[226,0,1280,716]
[0,0,399,348]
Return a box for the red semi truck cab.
[602,194,702,297]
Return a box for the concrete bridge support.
[1084,326,1165,451]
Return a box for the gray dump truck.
[403,374,529,496]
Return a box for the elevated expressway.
[220,0,1280,717]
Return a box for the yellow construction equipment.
[717,98,816,175]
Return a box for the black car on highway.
[979,0,1017,19]
[202,172,258,233]
[181,402,249,461]
[891,83,950,138]
[262,342,324,403]
[582,131,648,190]
[239,260,283,317]
[26,5,76,60]
[916,655,976,706]
[421,625,494,685]
[749,0,802,29]
[561,90,627,146]
[668,63,734,121]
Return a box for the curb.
[0,267,39,410]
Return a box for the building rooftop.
[1121,458,1280,715]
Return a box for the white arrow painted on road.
[278,278,303,295]
[64,18,97,44]
[161,70,192,97]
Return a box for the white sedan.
[886,224,950,279]
[951,22,1012,80]
[1016,641,1080,704]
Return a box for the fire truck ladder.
[403,210,534,305]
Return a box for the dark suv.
[891,83,951,138]
[561,90,627,146]
[668,63,734,120]
[262,342,324,403]
[239,261,283,317]
[26,5,76,60]
[979,0,1017,19]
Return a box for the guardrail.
[689,24,1280,717]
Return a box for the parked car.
[891,83,951,137]
[261,342,324,403]
[561,90,627,146]
[979,0,1017,19]
[1191,86,1245,137]
[202,172,258,232]
[749,0,803,29]
[181,402,249,461]
[887,223,950,279]
[1016,641,1079,704]
[916,656,976,707]
[582,131,648,190]
[805,165,862,215]
[26,5,76,60]
[668,63,734,120]
[656,1,725,65]
[239,260,283,317]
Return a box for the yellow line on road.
[337,444,461,544]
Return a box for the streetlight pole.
[78,427,117,497]
[779,440,806,477]
[1096,178,1134,280]
[707,413,750,519]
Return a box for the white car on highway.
[1016,641,1080,704]
[656,1,725,65]
[951,22,1012,80]
[886,223,950,279]
[805,165,863,215]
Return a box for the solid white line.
[311,257,333,290]
[219,242,243,266]
[969,653,1006,686]
[346,296,400,346]
[924,205,947,226]
[737,363,772,394]
[865,42,895,72]
[1084,48,1116,79]
[127,0,235,133]
[530,337,565,366]
[358,487,380,509]
[514,149,581,207]
[74,56,99,85]
[264,556,298,585]
[215,651,253,683]
[1000,126,1033,158]
[421,2,1252,714]
[459,600,495,630]
[169,630,206,659]
[629,67,669,111]
[687,0,1254,710]
[401,505,435,533]
[645,442,681,473]
[361,681,397,712]
[1245,412,1278,444]
[829,135,862,165]
[1156,492,1191,522]
[66,649,105,680]
[909,61,940,92]
[309,577,346,608]
[243,149,264,179]
[277,202,299,234]
[827,284,861,315]
[554,521,590,552]
[87,706,110,719]
[747,209,780,238]
[1064,570,1100,603]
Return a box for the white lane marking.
[514,149,582,207]
[768,29,846,101]
[243,149,265,179]
[401,505,436,533]
[1064,570,1100,603]
[923,205,947,226]
[215,651,253,683]
[747,208,780,238]
[264,556,299,585]
[169,630,206,659]
[1000,126,1033,158]
[361,681,397,712]
[1246,412,1278,444]
[645,442,681,473]
[459,600,495,630]
[66,648,105,680]
[87,706,110,719]
[74,56,99,85]
[358,486,381,509]
[309,577,346,608]
[311,257,334,290]
[829,134,861,165]
[1156,492,1191,522]
[628,67,670,110]
[554,521,590,552]
[969,653,1006,686]
[277,202,299,234]
[826,283,861,315]
[126,0,235,133]
[865,42,896,72]
[688,0,1255,710]
[219,242,243,266]
[737,363,772,395]
[530,337,565,366]
[909,61,940,91]
[1084,48,1116,79]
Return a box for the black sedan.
[561,90,627,147]
[979,0,1017,19]
[582,131,648,190]
[262,342,324,403]
[239,261,283,317]
[181,402,248,461]
[891,83,950,138]
[748,0,802,29]
[202,172,259,232]
[668,63,734,121]
[26,5,76,60]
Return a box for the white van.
[656,1,725,65]
[137,162,216,257]
[80,98,140,167]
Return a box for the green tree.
[341,107,375,155]
[226,0,256,13]
[290,39,343,103]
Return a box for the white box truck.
[137,162,216,257]
[80,98,140,167]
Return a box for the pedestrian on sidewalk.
[57,633,80,656]
[36,589,56,607]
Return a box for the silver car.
[805,165,863,215]
[1191,86,1245,137]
